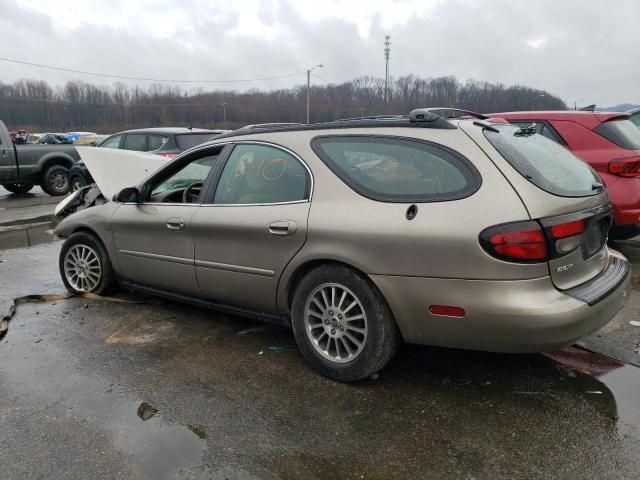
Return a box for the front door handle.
[166,217,185,230]
[268,220,297,236]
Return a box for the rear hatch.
[461,121,611,290]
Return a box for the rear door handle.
[268,220,297,236]
[166,217,185,230]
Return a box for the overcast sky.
[1,0,637,107]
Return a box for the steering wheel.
[182,182,203,203]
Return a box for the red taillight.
[429,305,466,317]
[480,221,548,262]
[608,157,640,177]
[550,219,585,239]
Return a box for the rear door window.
[594,119,640,150]
[484,125,602,197]
[311,136,480,202]
[213,144,310,204]
[123,134,147,151]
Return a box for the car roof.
[117,127,223,135]
[490,110,630,123]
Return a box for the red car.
[490,111,640,238]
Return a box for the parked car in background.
[68,127,227,191]
[0,120,80,195]
[65,131,98,145]
[25,133,45,144]
[37,133,73,145]
[628,107,640,129]
[490,110,640,238]
[54,109,629,381]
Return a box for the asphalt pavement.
[0,186,58,249]
[1,241,639,479]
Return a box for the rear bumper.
[370,250,630,353]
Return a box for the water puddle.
[546,347,640,431]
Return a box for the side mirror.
[116,187,140,203]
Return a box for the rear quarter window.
[484,126,602,197]
[310,135,481,202]
[594,119,640,150]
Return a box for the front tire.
[291,264,400,382]
[41,164,70,196]
[2,182,34,194]
[69,173,87,192]
[59,232,115,294]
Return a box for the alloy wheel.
[304,283,368,363]
[63,244,102,292]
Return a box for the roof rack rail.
[413,108,488,120]
[212,109,460,140]
[333,114,408,122]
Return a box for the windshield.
[485,125,602,197]
[175,133,216,151]
[595,119,640,150]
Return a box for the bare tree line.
[0,76,566,132]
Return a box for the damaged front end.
[54,184,106,220]
[54,146,173,220]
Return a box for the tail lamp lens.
[480,222,548,262]
[608,157,640,177]
[550,219,585,255]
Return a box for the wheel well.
[286,259,370,309]
[41,157,73,178]
[72,226,103,244]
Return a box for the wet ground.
[0,186,58,249]
[1,242,639,479]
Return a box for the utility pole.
[384,35,391,103]
[306,64,323,124]
[221,102,227,129]
[533,94,545,110]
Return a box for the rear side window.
[214,144,310,204]
[485,125,601,197]
[175,133,215,151]
[148,134,175,152]
[311,136,480,202]
[594,119,640,150]
[123,134,147,151]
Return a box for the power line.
[0,95,369,114]
[0,56,305,84]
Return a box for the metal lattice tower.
[384,35,391,102]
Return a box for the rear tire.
[41,164,70,196]
[2,182,34,194]
[59,232,115,294]
[291,264,400,382]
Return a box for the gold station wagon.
[54,109,630,381]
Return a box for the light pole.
[220,102,227,129]
[574,99,584,110]
[306,64,323,124]
[533,94,545,110]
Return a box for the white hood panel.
[77,147,171,199]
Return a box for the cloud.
[0,0,638,106]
